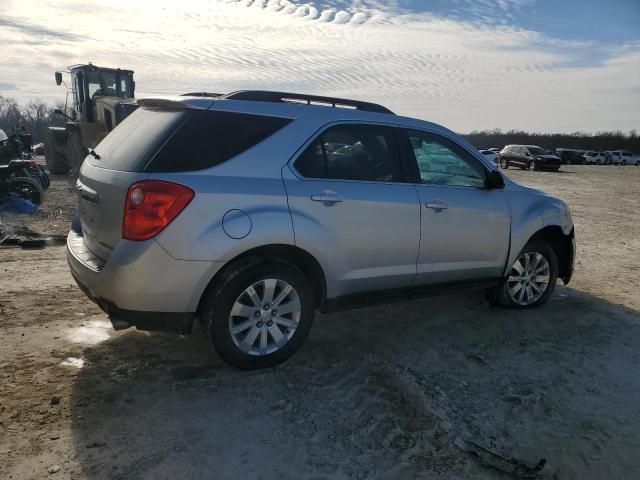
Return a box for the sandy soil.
[1,163,639,479]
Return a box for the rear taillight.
[123,180,194,241]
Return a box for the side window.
[404,129,486,188]
[294,124,403,182]
[147,110,292,173]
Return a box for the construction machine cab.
[45,64,138,175]
[66,64,135,123]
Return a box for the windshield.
[85,70,134,98]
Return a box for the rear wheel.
[11,177,43,204]
[485,240,558,309]
[44,128,69,175]
[201,258,315,369]
[65,129,86,180]
[500,158,509,169]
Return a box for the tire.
[201,258,315,369]
[485,240,558,309]
[529,160,538,171]
[622,160,626,166]
[44,128,69,175]
[635,161,640,166]
[65,129,86,180]
[500,158,509,169]
[596,159,601,165]
[11,177,43,204]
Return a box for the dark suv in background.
[499,145,562,171]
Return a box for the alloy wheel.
[507,252,551,306]
[229,278,301,356]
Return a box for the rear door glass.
[294,124,404,182]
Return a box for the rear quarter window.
[145,110,292,172]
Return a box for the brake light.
[123,180,194,241]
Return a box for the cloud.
[0,17,84,41]
[0,0,637,132]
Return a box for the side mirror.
[55,72,62,86]
[486,170,505,190]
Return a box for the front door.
[284,123,420,299]
[401,129,511,285]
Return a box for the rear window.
[146,110,292,172]
[92,107,185,171]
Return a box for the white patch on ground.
[65,316,112,345]
[59,357,85,368]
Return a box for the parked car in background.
[499,145,562,171]
[479,149,499,165]
[67,91,575,369]
[606,150,639,166]
[556,148,586,165]
[583,151,606,165]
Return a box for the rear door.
[285,123,420,298]
[400,129,511,285]
[504,146,522,167]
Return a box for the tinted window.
[294,124,403,182]
[404,130,486,188]
[93,107,186,171]
[147,110,292,172]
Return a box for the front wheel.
[201,259,315,369]
[529,160,538,171]
[500,158,509,169]
[485,240,558,309]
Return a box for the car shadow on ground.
[69,286,640,480]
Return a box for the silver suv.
[67,91,575,369]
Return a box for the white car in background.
[606,150,639,166]
[583,151,606,165]
[479,149,499,165]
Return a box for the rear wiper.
[88,148,101,160]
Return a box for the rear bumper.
[67,230,223,333]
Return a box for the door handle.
[311,192,343,204]
[425,201,448,211]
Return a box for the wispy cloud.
[1,0,637,132]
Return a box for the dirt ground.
[1,162,639,479]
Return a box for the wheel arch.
[197,244,327,317]
[530,226,574,284]
[524,226,574,284]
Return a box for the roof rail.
[181,92,223,98]
[220,90,394,114]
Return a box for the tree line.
[2,94,638,153]
[463,129,640,153]
[0,95,64,145]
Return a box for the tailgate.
[77,162,148,260]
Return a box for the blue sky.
[404,0,640,44]
[1,0,639,132]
